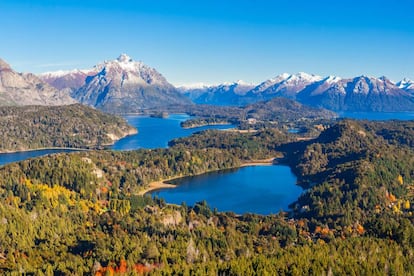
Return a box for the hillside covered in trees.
[0,104,136,152]
[0,120,414,273]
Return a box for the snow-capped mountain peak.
[249,72,323,98]
[268,73,290,84]
[291,72,323,82]
[117,53,133,63]
[265,72,322,86]
[70,54,190,112]
[99,54,144,73]
[87,54,171,88]
[396,78,414,91]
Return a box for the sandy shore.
[139,158,276,196]
[138,181,177,196]
[240,158,275,167]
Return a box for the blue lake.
[339,111,414,121]
[0,149,79,166]
[0,114,233,166]
[151,165,301,215]
[111,114,233,150]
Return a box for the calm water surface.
[0,149,79,166]
[151,165,301,215]
[339,111,414,121]
[0,114,233,166]
[111,114,233,150]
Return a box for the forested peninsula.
[152,97,336,131]
[0,104,136,152]
[0,119,414,274]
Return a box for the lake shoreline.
[0,128,138,154]
[139,158,276,196]
[0,147,90,155]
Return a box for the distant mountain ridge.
[297,75,414,111]
[39,69,96,91]
[0,58,75,106]
[248,72,323,99]
[179,73,414,112]
[179,80,255,106]
[396,78,414,93]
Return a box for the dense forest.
[1,119,414,274]
[0,104,136,152]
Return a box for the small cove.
[150,165,302,215]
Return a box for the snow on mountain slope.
[297,75,414,111]
[248,72,323,99]
[396,78,414,92]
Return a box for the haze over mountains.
[2,54,413,112]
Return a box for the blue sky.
[1,0,413,85]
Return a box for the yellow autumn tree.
[397,174,404,185]
[404,200,411,210]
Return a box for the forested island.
[0,104,136,152]
[180,118,232,129]
[0,119,414,274]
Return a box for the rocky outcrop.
[0,58,76,106]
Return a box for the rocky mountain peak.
[0,59,11,71]
[70,55,190,113]
[396,78,414,91]
[0,57,76,106]
[92,54,168,88]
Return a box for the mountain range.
[179,73,414,112]
[2,54,414,112]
